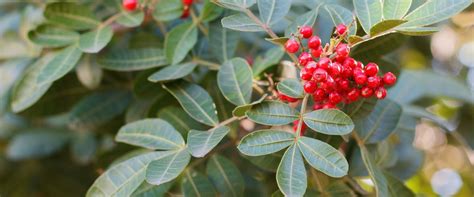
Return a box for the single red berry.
[366,76,381,88]
[304,81,318,94]
[300,67,313,80]
[343,58,357,68]
[305,61,317,73]
[361,87,374,98]
[299,26,313,38]
[338,79,350,91]
[375,87,387,99]
[341,64,353,78]
[313,68,328,82]
[355,61,364,69]
[284,39,300,53]
[347,89,360,101]
[328,62,342,77]
[318,57,331,70]
[322,103,336,109]
[329,92,343,104]
[321,76,336,91]
[278,92,298,102]
[182,0,193,5]
[336,23,347,35]
[313,89,326,101]
[383,72,397,86]
[298,52,312,66]
[336,43,350,58]
[364,63,379,76]
[313,103,324,110]
[334,54,346,63]
[354,73,367,85]
[181,7,190,18]
[308,36,322,49]
[310,47,323,58]
[123,0,138,11]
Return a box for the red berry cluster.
[279,24,397,133]
[181,0,193,18]
[123,0,138,11]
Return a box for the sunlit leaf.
[165,22,198,64]
[209,22,239,63]
[78,25,113,53]
[354,0,383,34]
[187,126,230,157]
[303,109,354,135]
[213,0,256,11]
[277,79,304,99]
[98,48,167,71]
[258,0,291,25]
[28,24,80,48]
[146,149,191,185]
[217,58,253,106]
[383,0,412,19]
[246,101,299,126]
[276,143,306,197]
[36,45,83,86]
[148,62,197,83]
[44,2,100,30]
[238,129,295,156]
[221,14,265,32]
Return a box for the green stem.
[192,57,220,70]
[296,94,309,137]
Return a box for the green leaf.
[388,70,474,104]
[44,2,100,30]
[68,90,132,130]
[221,14,265,32]
[146,149,191,185]
[182,170,217,197]
[116,118,185,150]
[117,11,145,27]
[36,45,83,86]
[131,181,174,197]
[86,151,174,197]
[246,101,299,126]
[70,131,97,164]
[206,155,245,197]
[383,0,412,19]
[209,22,239,63]
[148,62,197,83]
[76,54,102,89]
[276,143,306,197]
[238,129,295,156]
[348,35,364,46]
[355,99,402,144]
[370,20,407,37]
[354,0,383,34]
[200,0,224,22]
[187,126,230,157]
[277,79,304,99]
[98,48,167,71]
[303,109,354,135]
[351,33,406,60]
[265,37,289,46]
[359,146,389,197]
[152,0,183,22]
[78,25,113,53]
[157,106,207,136]
[232,94,267,117]
[314,181,357,196]
[6,129,69,160]
[165,22,198,65]
[217,58,253,106]
[384,172,415,197]
[285,9,319,37]
[246,151,283,172]
[213,0,256,11]
[11,55,54,113]
[163,81,219,126]
[398,0,472,28]
[397,26,440,36]
[258,0,291,25]
[297,137,349,178]
[252,47,285,77]
[324,4,357,35]
[344,98,378,119]
[28,24,80,48]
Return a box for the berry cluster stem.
[190,8,208,36]
[296,94,310,137]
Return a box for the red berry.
[321,76,336,91]
[355,61,364,69]
[305,61,317,73]
[367,76,381,88]
[182,0,193,5]
[313,89,326,101]
[299,26,313,38]
[300,67,313,80]
[336,43,350,58]
[336,24,347,35]
[329,92,343,104]
[298,52,312,66]
[278,92,298,102]
[334,54,346,63]
[285,39,300,53]
[354,73,367,85]
[313,68,328,82]
[304,81,318,94]
[383,72,397,86]
[310,47,323,58]
[318,57,331,70]
[338,79,350,91]
[123,0,138,11]
[181,7,190,18]
[347,89,360,101]
[328,62,342,77]
[343,58,357,68]
[341,64,353,78]
[313,103,324,110]
[364,63,379,76]
[308,36,322,49]
[322,103,336,109]
[361,87,374,98]
[292,120,307,135]
[375,87,387,99]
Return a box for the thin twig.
[296,94,309,137]
[192,57,220,70]
[190,8,209,36]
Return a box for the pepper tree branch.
[296,94,310,137]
